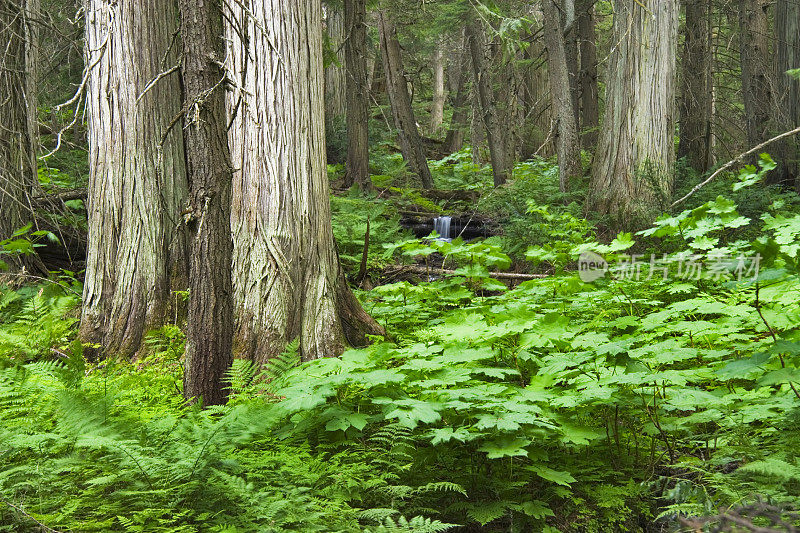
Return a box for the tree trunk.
[81,0,188,358]
[0,0,44,274]
[775,0,800,189]
[466,19,511,187]
[430,40,447,135]
[678,0,713,173]
[561,0,581,131]
[343,0,371,190]
[543,0,582,193]
[324,5,347,125]
[378,11,434,189]
[739,0,775,150]
[587,0,678,227]
[519,26,554,159]
[577,0,599,148]
[225,0,384,365]
[443,30,470,154]
[179,0,234,406]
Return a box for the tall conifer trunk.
[587,0,678,227]
[81,0,188,357]
[225,0,383,365]
[343,0,371,190]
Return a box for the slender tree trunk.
[678,0,713,172]
[775,0,800,189]
[343,0,371,190]
[378,11,434,189]
[466,19,511,187]
[470,89,486,165]
[561,0,581,130]
[430,41,447,135]
[81,0,188,358]
[577,0,599,148]
[225,0,384,365]
[739,0,775,150]
[543,0,582,193]
[587,0,678,227]
[325,6,347,124]
[179,0,234,406]
[0,0,44,274]
[443,30,469,154]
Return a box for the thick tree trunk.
[430,41,447,135]
[0,0,44,274]
[343,0,371,190]
[587,0,678,227]
[577,0,599,148]
[678,0,713,172]
[179,0,234,406]
[466,20,511,187]
[561,0,581,130]
[81,0,188,358]
[519,28,554,159]
[775,0,800,189]
[543,0,582,193]
[225,0,384,365]
[443,30,470,154]
[325,6,347,125]
[378,11,434,189]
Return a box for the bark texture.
[179,0,234,406]
[775,0,800,189]
[678,0,713,172]
[82,0,188,357]
[543,0,582,193]
[430,41,446,135]
[378,11,434,189]
[0,0,43,273]
[587,0,678,227]
[343,0,371,190]
[739,0,775,149]
[324,6,347,124]
[443,30,470,154]
[577,0,599,148]
[225,0,384,365]
[466,19,511,187]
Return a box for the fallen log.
[392,264,548,281]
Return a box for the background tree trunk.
[225,0,383,365]
[543,0,582,193]
[775,0,800,189]
[343,0,371,190]
[466,19,511,187]
[739,0,775,150]
[587,0,678,227]
[0,0,44,274]
[577,0,599,148]
[429,41,446,135]
[443,30,469,154]
[561,0,581,131]
[179,0,234,406]
[678,0,713,173]
[324,6,347,126]
[378,11,434,189]
[81,0,188,358]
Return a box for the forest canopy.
[1,0,800,531]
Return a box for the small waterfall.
[433,216,452,241]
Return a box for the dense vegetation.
[2,0,800,531]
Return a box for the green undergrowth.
[1,160,799,532]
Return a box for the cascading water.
[433,216,452,241]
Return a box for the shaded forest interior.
[1,0,800,531]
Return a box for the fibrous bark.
[343,0,371,190]
[225,0,384,365]
[179,0,234,406]
[443,29,469,154]
[430,40,447,135]
[82,0,188,357]
[775,0,800,189]
[543,0,582,193]
[0,0,44,274]
[325,5,347,124]
[378,11,434,189]
[587,0,678,227]
[577,0,599,148]
[678,0,713,173]
[739,0,775,150]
